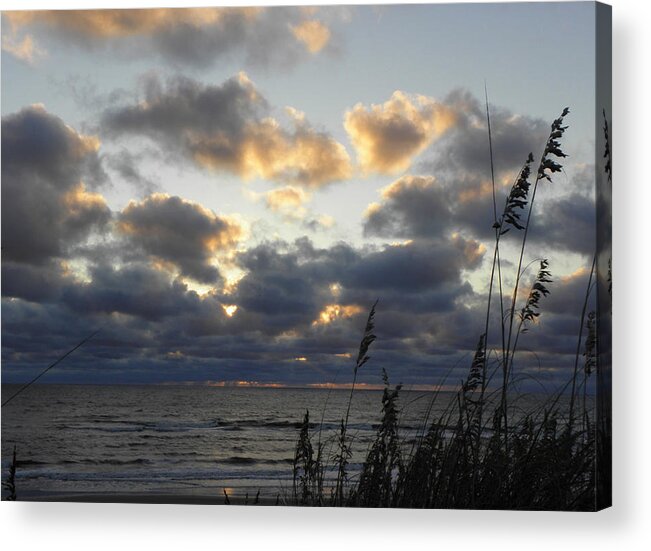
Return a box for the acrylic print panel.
[1,2,612,510]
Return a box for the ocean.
[1,384,568,502]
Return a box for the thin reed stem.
[569,254,596,427]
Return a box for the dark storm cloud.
[423,89,550,177]
[220,235,483,340]
[1,260,68,303]
[118,194,243,284]
[3,7,339,69]
[362,172,494,241]
[62,262,206,322]
[343,237,482,292]
[531,192,596,256]
[2,227,584,387]
[544,266,596,317]
[2,231,481,370]
[101,74,352,187]
[363,175,452,239]
[1,105,111,265]
[363,169,596,257]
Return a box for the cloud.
[353,91,530,242]
[344,91,457,174]
[364,175,452,239]
[118,194,243,284]
[247,185,334,232]
[102,74,352,187]
[343,238,482,293]
[422,89,550,179]
[223,235,481,338]
[265,186,310,216]
[2,7,337,69]
[346,88,553,245]
[1,105,110,265]
[544,266,596,317]
[1,260,70,303]
[62,262,208,322]
[1,32,46,63]
[290,20,331,53]
[532,192,596,256]
[356,89,555,242]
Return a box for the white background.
[0,0,649,549]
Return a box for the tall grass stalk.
[333,299,378,505]
[502,108,570,442]
[2,446,17,501]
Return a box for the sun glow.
[222,304,238,317]
[313,304,364,325]
[329,282,342,297]
[205,380,286,388]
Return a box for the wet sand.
[12,490,283,506]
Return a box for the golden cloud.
[344,91,457,174]
[1,33,46,63]
[313,304,364,326]
[2,8,337,69]
[380,174,437,199]
[63,183,110,217]
[265,186,310,214]
[192,117,352,188]
[451,233,486,266]
[290,19,331,53]
[3,8,261,39]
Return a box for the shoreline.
[10,491,283,506]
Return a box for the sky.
[1,3,600,390]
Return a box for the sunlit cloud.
[2,8,331,68]
[1,32,46,63]
[329,282,342,297]
[204,380,287,388]
[63,183,109,217]
[344,91,457,174]
[225,117,352,187]
[3,8,258,39]
[103,74,352,188]
[313,303,364,326]
[450,232,486,265]
[291,19,331,53]
[265,186,310,218]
